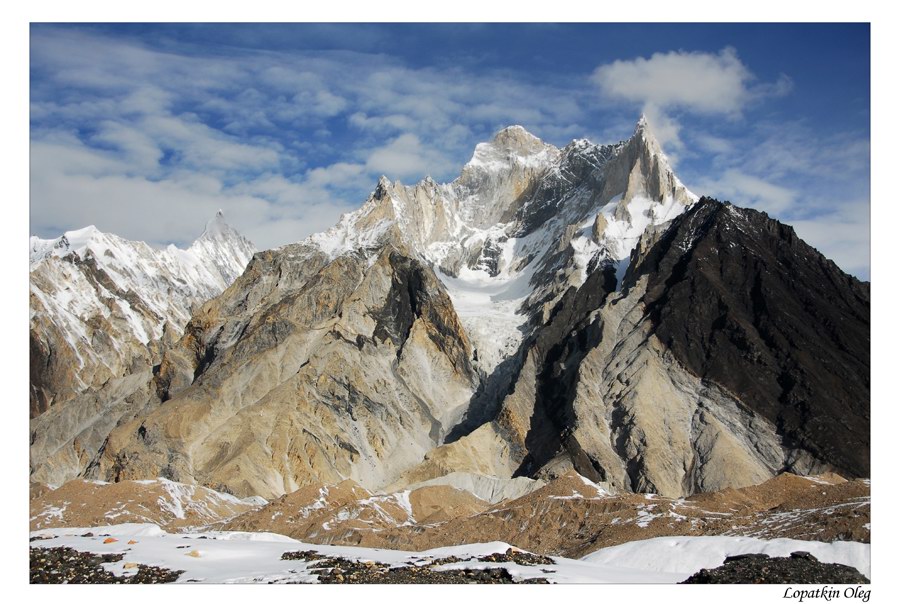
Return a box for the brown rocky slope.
[31,471,868,561]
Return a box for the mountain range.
[29,117,870,512]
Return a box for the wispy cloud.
[791,199,870,280]
[696,169,798,214]
[682,119,870,278]
[30,26,601,250]
[29,25,869,279]
[364,134,455,181]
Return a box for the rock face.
[634,201,870,479]
[41,244,479,498]
[455,199,869,497]
[29,213,256,417]
[29,118,869,507]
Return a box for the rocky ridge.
[30,477,266,531]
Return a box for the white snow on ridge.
[30,213,256,346]
[568,194,692,288]
[29,523,869,584]
[153,477,266,522]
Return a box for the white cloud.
[364,133,453,181]
[305,162,367,188]
[692,132,734,155]
[348,112,418,134]
[592,48,792,150]
[31,135,132,178]
[592,47,755,116]
[91,121,163,171]
[31,169,264,247]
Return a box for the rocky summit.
[29,118,870,583]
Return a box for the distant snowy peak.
[30,225,115,266]
[195,208,249,245]
[31,212,257,285]
[29,213,258,415]
[198,209,229,239]
[461,125,560,175]
[188,211,258,290]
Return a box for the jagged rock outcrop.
[29,213,256,417]
[680,551,870,584]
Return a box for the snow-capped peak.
[301,118,697,373]
[631,114,668,164]
[490,124,543,148]
[196,209,248,245]
[30,225,98,262]
[462,125,559,175]
[30,217,256,345]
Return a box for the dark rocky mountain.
[632,199,870,478]
[434,198,870,497]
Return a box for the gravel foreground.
[30,545,554,584]
[30,546,183,584]
[681,551,870,584]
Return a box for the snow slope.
[582,535,870,579]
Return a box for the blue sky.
[30,23,870,278]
